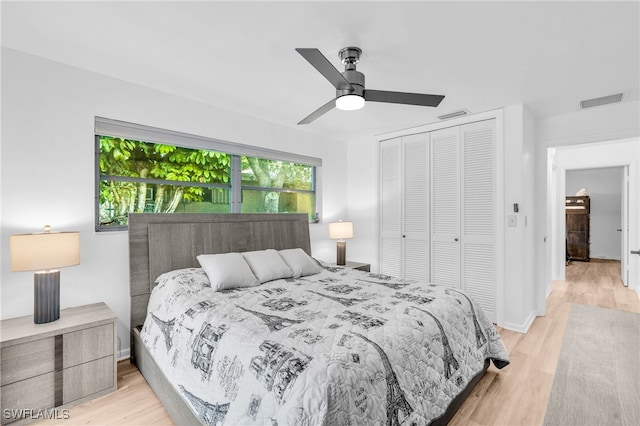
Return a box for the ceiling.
[2,1,639,141]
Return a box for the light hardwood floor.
[37,260,639,426]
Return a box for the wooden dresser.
[566,195,590,262]
[0,303,117,425]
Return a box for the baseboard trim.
[503,311,537,334]
[118,347,131,361]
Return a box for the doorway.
[547,138,639,294]
[566,167,624,289]
[566,167,623,270]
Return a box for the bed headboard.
[128,213,311,335]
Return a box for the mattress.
[140,262,509,425]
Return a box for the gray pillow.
[278,248,322,278]
[197,253,259,291]
[242,249,293,283]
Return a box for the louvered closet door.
[402,133,430,281]
[380,138,402,277]
[461,119,496,321]
[430,126,461,288]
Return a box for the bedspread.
[140,263,509,425]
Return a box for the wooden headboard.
[128,213,312,352]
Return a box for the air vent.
[438,109,470,120]
[580,93,623,109]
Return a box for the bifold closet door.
[380,133,430,280]
[380,137,402,277]
[461,120,496,320]
[402,133,430,281]
[430,119,497,320]
[430,126,461,288]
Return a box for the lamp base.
[34,271,60,324]
[336,241,346,266]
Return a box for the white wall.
[0,48,348,358]
[345,134,380,270]
[502,104,536,331]
[566,167,623,260]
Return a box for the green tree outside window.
[97,136,316,230]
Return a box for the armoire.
[379,113,502,324]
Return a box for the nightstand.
[0,303,117,425]
[332,261,371,272]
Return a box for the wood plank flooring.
[450,259,639,426]
[36,260,638,425]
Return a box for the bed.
[129,213,509,425]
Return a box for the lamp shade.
[329,221,353,240]
[10,231,80,272]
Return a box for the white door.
[622,165,629,286]
[402,133,430,281]
[460,119,497,320]
[430,126,461,288]
[380,138,402,277]
[628,160,640,291]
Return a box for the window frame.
[95,117,321,231]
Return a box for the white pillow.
[241,249,293,283]
[196,253,259,291]
[278,248,322,278]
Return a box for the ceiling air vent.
[580,93,623,109]
[438,109,470,120]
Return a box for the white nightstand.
[0,303,117,425]
[330,261,371,272]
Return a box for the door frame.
[547,138,639,294]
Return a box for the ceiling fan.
[295,46,445,125]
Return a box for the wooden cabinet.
[0,303,117,425]
[566,196,590,261]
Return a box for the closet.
[380,118,497,322]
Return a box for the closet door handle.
[631,250,640,256]
[454,238,459,242]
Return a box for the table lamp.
[10,225,80,324]
[329,221,353,266]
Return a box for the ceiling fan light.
[336,94,365,111]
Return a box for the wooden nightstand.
[0,303,117,425]
[332,261,371,272]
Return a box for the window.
[241,156,315,216]
[95,118,319,231]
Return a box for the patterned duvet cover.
[141,263,509,425]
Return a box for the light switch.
[508,215,517,227]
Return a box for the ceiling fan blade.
[296,48,354,91]
[298,98,336,125]
[364,90,445,107]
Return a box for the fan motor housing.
[338,70,365,98]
